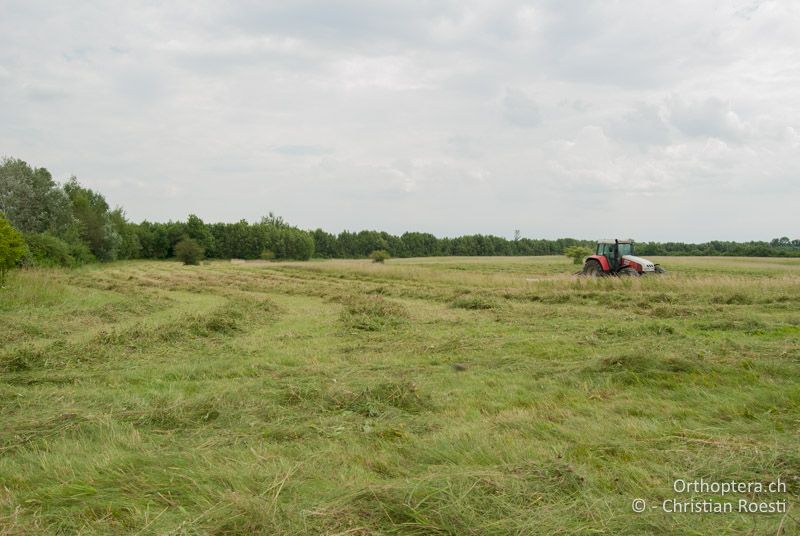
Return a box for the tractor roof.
[597,239,634,244]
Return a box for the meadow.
[1,256,798,535]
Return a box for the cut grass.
[0,256,798,534]
[338,294,409,332]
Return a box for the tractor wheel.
[582,259,603,277]
[654,265,666,274]
[619,267,639,277]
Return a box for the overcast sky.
[1,1,798,241]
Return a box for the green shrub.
[69,241,96,265]
[23,233,75,267]
[564,246,593,265]
[370,250,390,263]
[260,249,275,260]
[174,236,204,266]
[0,215,27,286]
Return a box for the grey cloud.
[0,0,798,241]
[24,84,70,102]
[274,145,331,156]
[608,102,672,146]
[558,99,589,112]
[667,97,748,141]
[218,1,464,50]
[445,136,480,158]
[502,88,541,128]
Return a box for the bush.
[0,215,27,286]
[260,249,275,260]
[69,241,96,265]
[370,250,390,263]
[564,246,593,265]
[23,233,76,267]
[174,236,204,265]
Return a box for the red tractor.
[581,239,666,276]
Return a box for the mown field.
[1,256,798,535]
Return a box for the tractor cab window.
[597,243,616,256]
[596,242,635,259]
[617,243,633,256]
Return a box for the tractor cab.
[596,239,634,270]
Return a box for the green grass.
[1,256,798,535]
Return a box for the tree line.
[1,157,798,269]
